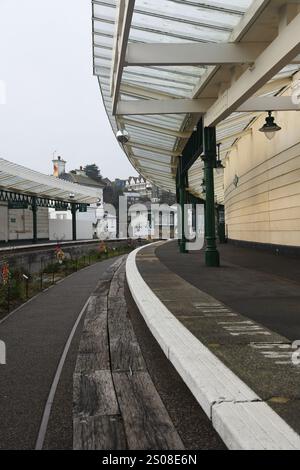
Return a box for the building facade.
[125,176,152,199]
[49,157,116,240]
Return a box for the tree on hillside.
[84,164,102,181]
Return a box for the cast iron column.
[71,203,77,241]
[178,161,187,253]
[202,127,220,267]
[31,196,38,244]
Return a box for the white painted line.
[35,297,91,450]
[126,244,300,450]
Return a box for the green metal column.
[71,203,77,241]
[31,196,38,244]
[202,127,220,267]
[178,162,187,253]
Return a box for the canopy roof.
[93,0,300,196]
[0,158,100,204]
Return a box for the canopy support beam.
[111,0,135,115]
[204,12,300,126]
[125,42,267,67]
[117,95,300,117]
[116,98,213,116]
[238,96,300,112]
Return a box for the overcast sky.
[0,0,135,179]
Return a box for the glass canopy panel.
[130,0,249,43]
[124,114,184,129]
[93,0,292,191]
[115,0,259,180]
[126,127,177,147]
[0,159,99,203]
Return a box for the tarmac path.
[0,258,118,450]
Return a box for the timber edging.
[73,255,183,450]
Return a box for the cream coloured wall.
[188,158,225,205]
[224,102,300,247]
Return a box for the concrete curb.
[126,243,300,450]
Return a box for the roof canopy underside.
[0,159,100,204]
[93,0,300,197]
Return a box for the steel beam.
[205,12,300,126]
[191,0,270,99]
[111,0,135,115]
[116,98,214,116]
[237,96,300,112]
[118,94,300,117]
[125,42,267,67]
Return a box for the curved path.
[0,258,119,450]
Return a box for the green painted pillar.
[202,127,220,267]
[176,173,181,248]
[31,196,38,244]
[178,162,187,253]
[71,203,77,241]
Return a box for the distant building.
[125,175,176,205]
[102,177,112,187]
[123,192,141,206]
[125,176,152,199]
[49,156,110,240]
[124,174,178,239]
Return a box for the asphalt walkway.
[0,258,118,450]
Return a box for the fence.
[0,240,139,319]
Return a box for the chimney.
[53,155,66,177]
